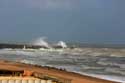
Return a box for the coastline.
[0,60,119,83]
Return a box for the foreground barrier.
[0,77,54,83]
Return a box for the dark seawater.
[0,48,125,82]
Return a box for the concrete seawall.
[0,43,43,49]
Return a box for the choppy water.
[0,48,125,82]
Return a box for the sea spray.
[57,41,67,48]
[31,37,68,48]
[31,37,50,48]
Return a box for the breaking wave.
[31,37,68,48]
[31,37,50,48]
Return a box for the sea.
[0,47,125,82]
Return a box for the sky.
[0,0,125,44]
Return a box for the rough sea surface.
[0,48,125,82]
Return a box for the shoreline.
[0,60,120,83]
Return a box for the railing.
[0,77,54,83]
[0,70,71,83]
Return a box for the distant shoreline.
[67,42,125,49]
[1,43,125,49]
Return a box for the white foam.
[57,41,67,48]
[31,37,50,48]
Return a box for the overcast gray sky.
[0,0,125,44]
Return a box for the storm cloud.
[0,0,78,9]
[0,0,125,44]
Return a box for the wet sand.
[0,60,119,83]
